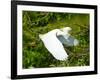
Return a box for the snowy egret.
[39,27,79,61]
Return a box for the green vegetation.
[22,11,90,68]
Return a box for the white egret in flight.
[39,27,79,61]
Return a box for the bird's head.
[60,27,72,34]
[56,27,72,36]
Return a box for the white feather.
[39,29,68,61]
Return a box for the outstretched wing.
[40,30,68,61]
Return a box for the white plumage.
[39,27,79,61]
